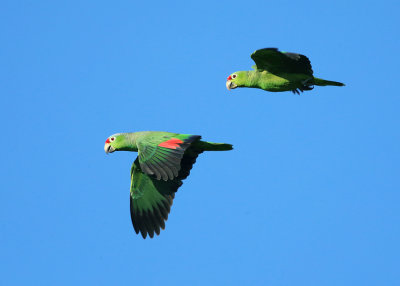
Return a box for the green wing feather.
[136,133,201,181]
[251,48,313,76]
[130,158,180,239]
[130,144,204,239]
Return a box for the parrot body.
[104,131,232,239]
[226,48,345,94]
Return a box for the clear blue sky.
[1,0,399,285]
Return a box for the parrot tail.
[197,141,233,151]
[314,77,345,87]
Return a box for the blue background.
[1,0,399,285]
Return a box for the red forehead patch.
[105,138,110,144]
[158,138,184,149]
[227,75,232,80]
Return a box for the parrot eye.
[110,137,115,142]
[232,74,237,79]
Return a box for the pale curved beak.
[104,143,115,154]
[226,80,237,91]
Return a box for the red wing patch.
[158,138,184,149]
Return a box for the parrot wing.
[250,48,313,76]
[130,145,203,238]
[130,158,180,239]
[136,134,201,181]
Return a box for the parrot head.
[226,71,246,90]
[104,133,125,154]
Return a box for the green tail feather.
[314,77,345,86]
[197,141,233,151]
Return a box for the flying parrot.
[226,48,345,94]
[104,131,233,239]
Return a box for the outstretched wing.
[136,134,201,181]
[130,158,180,239]
[250,48,313,76]
[130,146,203,238]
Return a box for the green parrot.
[104,131,233,239]
[226,48,345,94]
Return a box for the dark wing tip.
[130,194,175,239]
[251,47,313,75]
[252,47,278,53]
[186,135,202,142]
[179,135,201,151]
[251,47,278,57]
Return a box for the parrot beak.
[104,143,115,154]
[226,80,237,91]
